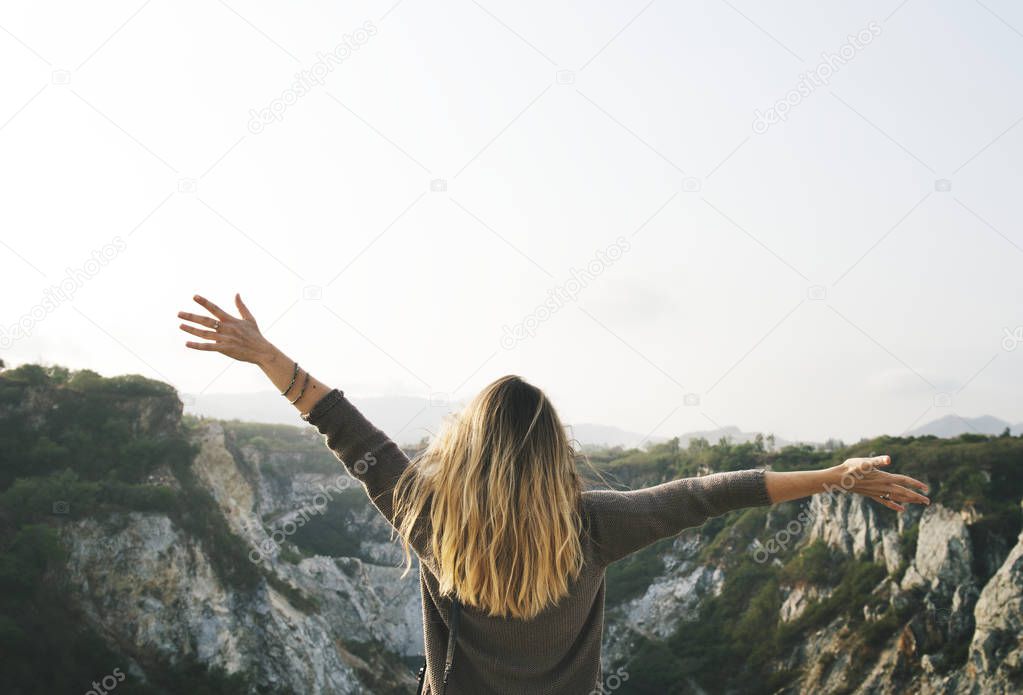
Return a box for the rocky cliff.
[2,365,1021,694]
[60,420,423,693]
[600,485,1023,694]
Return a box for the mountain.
[908,414,1022,438]
[4,364,1023,694]
[567,423,665,449]
[183,391,450,444]
[675,424,797,449]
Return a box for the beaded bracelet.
[281,361,299,396]
[289,369,311,405]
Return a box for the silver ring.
[213,320,221,331]
[881,493,892,501]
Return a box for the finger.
[872,494,905,512]
[177,311,218,329]
[235,293,256,323]
[854,455,890,475]
[179,324,221,340]
[185,341,225,352]
[890,484,930,506]
[894,473,930,493]
[193,294,234,321]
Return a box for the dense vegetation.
[219,420,341,480]
[0,364,256,694]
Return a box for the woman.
[178,293,930,695]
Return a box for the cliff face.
[57,423,1023,694]
[6,368,1022,694]
[968,531,1023,692]
[60,420,421,693]
[600,485,1023,694]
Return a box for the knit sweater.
[302,389,772,694]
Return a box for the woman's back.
[417,549,607,693]
[302,386,770,694]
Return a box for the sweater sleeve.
[581,469,771,567]
[301,389,410,528]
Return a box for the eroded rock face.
[618,563,724,639]
[192,422,258,541]
[781,584,832,623]
[597,492,1022,695]
[601,532,724,667]
[63,513,363,694]
[61,421,421,693]
[806,492,906,573]
[967,528,1023,691]
[902,505,973,594]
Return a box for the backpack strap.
[441,599,461,694]
[415,599,461,695]
[415,664,427,695]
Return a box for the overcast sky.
[2,0,1022,443]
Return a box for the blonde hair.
[392,375,584,620]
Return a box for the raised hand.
[833,455,930,512]
[178,293,275,365]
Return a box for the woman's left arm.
[178,294,411,526]
[179,293,331,416]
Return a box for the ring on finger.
[213,320,221,331]
[880,493,892,501]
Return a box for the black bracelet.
[281,361,299,396]
[289,369,310,405]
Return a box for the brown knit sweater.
[302,389,771,694]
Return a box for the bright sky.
[2,0,1022,443]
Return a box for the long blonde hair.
[393,375,584,620]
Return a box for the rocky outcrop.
[63,513,365,694]
[966,523,1023,693]
[806,491,913,574]
[781,584,832,623]
[599,489,1022,695]
[601,533,724,666]
[61,420,421,694]
[900,504,973,595]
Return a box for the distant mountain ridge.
[185,391,666,448]
[185,390,1022,447]
[184,391,795,449]
[908,414,1023,438]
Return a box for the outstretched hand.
[833,455,930,512]
[178,293,275,365]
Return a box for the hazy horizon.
[3,0,1022,443]
[6,360,1021,446]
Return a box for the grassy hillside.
[0,364,253,694]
